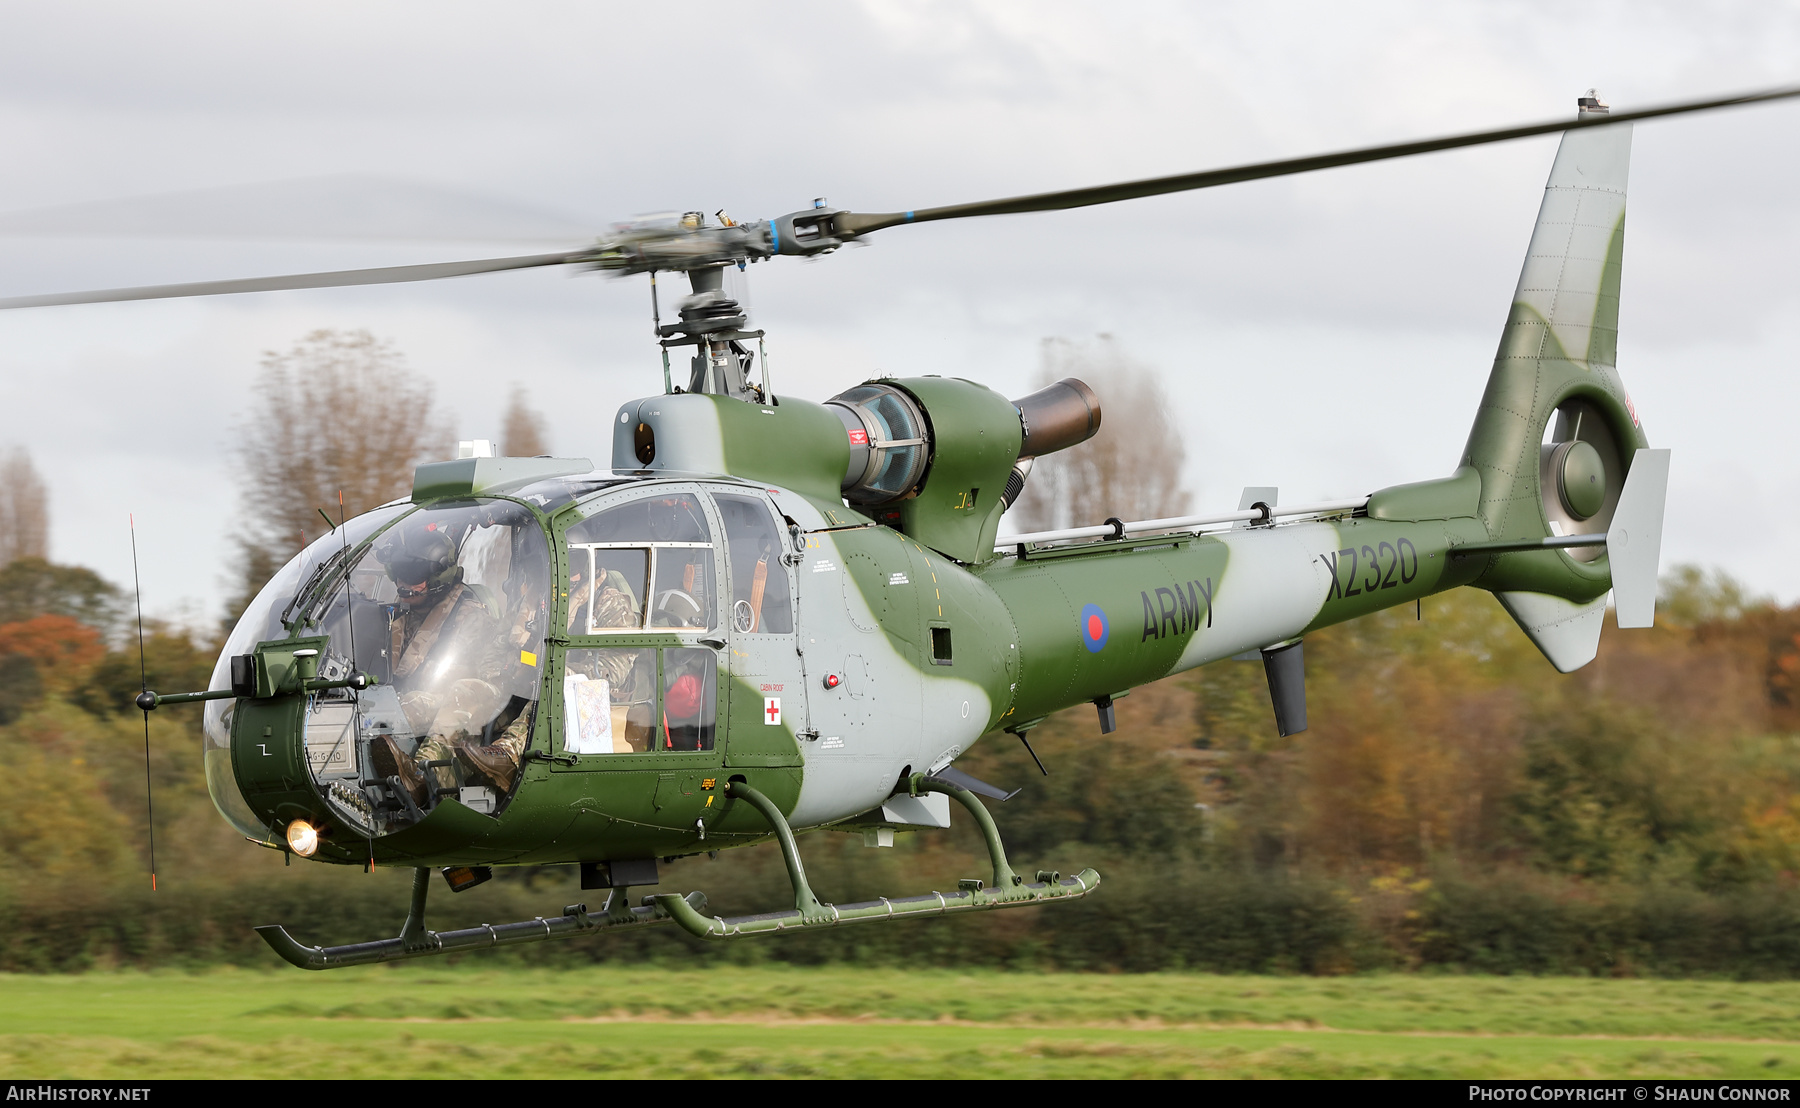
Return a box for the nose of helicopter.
[200,495,554,856]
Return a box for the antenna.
[129,514,157,892]
[338,489,375,872]
[1014,731,1049,777]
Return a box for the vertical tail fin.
[1462,94,1655,660]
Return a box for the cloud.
[2,0,1798,608]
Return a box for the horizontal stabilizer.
[1608,448,1671,628]
[878,792,951,828]
[1497,591,1608,673]
[926,766,1021,802]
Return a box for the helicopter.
[3,86,1793,970]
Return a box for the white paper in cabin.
[562,673,613,754]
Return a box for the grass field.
[3,967,1799,1079]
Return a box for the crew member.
[369,522,534,803]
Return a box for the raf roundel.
[1079,603,1109,653]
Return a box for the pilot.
[382,525,495,684]
[368,523,534,803]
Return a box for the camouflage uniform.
[389,581,536,794]
[565,570,648,698]
[567,569,640,633]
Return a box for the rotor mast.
[658,254,766,402]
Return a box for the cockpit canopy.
[204,498,550,839]
[202,478,799,850]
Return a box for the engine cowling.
[826,376,1102,506]
[822,376,1102,563]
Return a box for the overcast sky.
[1,0,1797,624]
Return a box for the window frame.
[565,540,714,635]
[560,644,718,756]
[549,482,728,766]
[706,485,798,638]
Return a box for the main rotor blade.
[837,85,1800,236]
[0,250,590,310]
[0,175,596,245]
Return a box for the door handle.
[698,637,726,650]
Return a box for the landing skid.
[253,873,703,970]
[254,775,1099,970]
[653,776,1099,940]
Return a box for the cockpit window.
[227,498,553,837]
[565,490,715,633]
[203,502,413,840]
[713,491,794,634]
[563,646,716,754]
[509,473,627,515]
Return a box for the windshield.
[206,498,552,839]
[203,503,412,840]
[317,498,550,830]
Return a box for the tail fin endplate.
[1608,447,1671,628]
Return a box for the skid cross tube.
[913,774,1030,899]
[719,779,833,922]
[399,866,432,952]
[651,776,1100,940]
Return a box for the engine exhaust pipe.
[1012,378,1101,459]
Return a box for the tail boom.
[983,509,1484,728]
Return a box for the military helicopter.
[3,86,1793,970]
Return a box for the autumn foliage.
[0,615,103,697]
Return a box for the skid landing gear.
[253,775,1099,969]
[652,776,1100,941]
[255,868,706,971]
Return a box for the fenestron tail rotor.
[2,83,1797,311]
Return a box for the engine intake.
[827,384,931,505]
[827,377,1104,508]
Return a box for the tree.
[0,448,49,567]
[1659,564,1767,627]
[502,385,550,457]
[0,560,120,724]
[1004,336,1191,532]
[0,615,104,698]
[230,329,450,616]
[0,557,120,631]
[77,622,216,718]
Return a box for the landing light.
[286,819,320,857]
